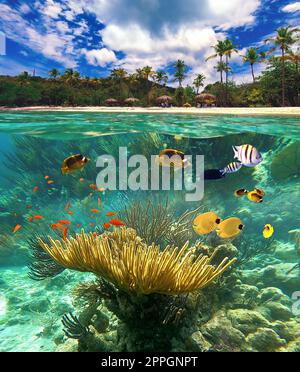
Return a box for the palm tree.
[242,48,265,82]
[265,26,300,106]
[206,40,227,83]
[136,66,155,106]
[110,68,128,99]
[155,71,168,86]
[48,68,60,79]
[214,62,231,80]
[193,73,206,94]
[174,60,186,88]
[223,39,238,84]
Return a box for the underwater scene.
[0,112,299,353]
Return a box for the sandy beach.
[0,106,300,116]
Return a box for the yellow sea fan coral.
[39,228,236,295]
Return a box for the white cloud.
[0,0,263,81]
[19,3,31,14]
[41,0,63,19]
[82,48,117,67]
[282,2,300,13]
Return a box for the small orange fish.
[13,224,22,233]
[47,180,54,185]
[51,223,59,229]
[98,188,106,193]
[79,178,85,182]
[98,198,101,206]
[110,219,125,227]
[103,222,111,229]
[90,223,95,227]
[28,217,33,222]
[44,176,50,180]
[65,202,71,211]
[26,205,33,209]
[76,224,81,228]
[91,209,100,213]
[92,233,98,237]
[106,212,116,217]
[33,186,38,193]
[89,184,97,190]
[58,220,71,226]
[34,216,43,220]
[67,211,74,215]
[62,227,68,241]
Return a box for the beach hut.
[183,103,192,108]
[157,95,173,107]
[124,98,140,107]
[195,93,217,108]
[105,98,119,106]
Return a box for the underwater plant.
[62,313,91,340]
[27,233,65,280]
[236,237,276,268]
[122,199,174,245]
[38,228,236,295]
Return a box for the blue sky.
[0,0,299,85]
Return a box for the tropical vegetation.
[0,26,299,108]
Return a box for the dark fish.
[61,154,89,175]
[204,169,226,180]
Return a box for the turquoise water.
[0,112,299,352]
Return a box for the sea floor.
[0,267,88,352]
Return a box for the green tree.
[206,40,227,83]
[174,60,186,88]
[193,73,206,94]
[242,48,262,82]
[136,66,155,105]
[155,71,168,86]
[265,26,299,106]
[48,69,60,79]
[214,61,230,79]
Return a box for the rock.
[241,264,300,295]
[227,309,270,335]
[263,302,293,321]
[209,243,238,265]
[278,339,300,352]
[246,328,287,352]
[273,241,299,262]
[230,284,259,309]
[186,331,212,352]
[258,287,290,305]
[272,320,300,342]
[201,311,247,352]
[91,310,110,333]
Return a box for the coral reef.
[38,228,236,295]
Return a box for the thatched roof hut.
[183,103,192,108]
[124,98,140,106]
[105,98,119,106]
[195,93,217,105]
[157,95,173,106]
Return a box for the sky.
[0,0,299,86]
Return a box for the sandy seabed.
[1,106,300,116]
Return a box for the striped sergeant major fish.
[233,144,263,167]
[221,162,243,176]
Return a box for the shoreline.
[0,106,300,116]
